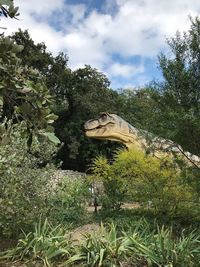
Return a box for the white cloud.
[1,0,200,87]
[109,62,144,77]
[63,31,108,69]
[103,0,199,57]
[67,4,86,25]
[1,13,64,54]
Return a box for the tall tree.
[10,29,53,72]
[116,87,159,130]
[54,65,121,171]
[151,17,200,156]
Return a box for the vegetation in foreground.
[1,218,200,267]
[1,130,200,265]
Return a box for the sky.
[1,0,200,89]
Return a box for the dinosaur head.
[84,112,140,147]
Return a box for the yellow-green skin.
[84,112,200,167]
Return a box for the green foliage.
[0,34,60,146]
[1,218,73,267]
[0,121,92,237]
[116,88,160,131]
[65,223,130,267]
[149,17,200,157]
[2,218,200,266]
[90,155,127,211]
[0,122,58,237]
[91,148,195,214]
[49,176,90,224]
[114,149,195,214]
[0,0,19,19]
[180,165,200,205]
[125,221,200,266]
[65,221,200,267]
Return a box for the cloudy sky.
[2,0,200,89]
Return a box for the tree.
[116,87,160,131]
[151,17,200,157]
[54,65,122,170]
[10,29,54,72]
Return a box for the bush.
[0,122,58,237]
[90,155,127,211]
[49,175,90,224]
[0,121,92,237]
[90,148,196,215]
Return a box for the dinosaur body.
[84,112,200,167]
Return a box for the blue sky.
[2,0,200,89]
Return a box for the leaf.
[42,132,60,144]
[11,44,24,53]
[20,87,32,93]
[1,6,7,17]
[99,248,106,266]
[45,114,58,121]
[46,126,54,133]
[0,64,6,71]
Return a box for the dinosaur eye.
[100,113,107,120]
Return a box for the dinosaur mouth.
[84,122,114,132]
[85,125,105,131]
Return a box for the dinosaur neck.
[124,140,147,151]
[122,124,148,151]
[123,127,200,168]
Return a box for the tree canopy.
[149,17,200,157]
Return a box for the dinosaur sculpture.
[84,112,200,168]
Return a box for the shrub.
[90,155,127,211]
[90,148,195,214]
[113,149,195,214]
[0,122,58,237]
[49,175,90,224]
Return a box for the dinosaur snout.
[84,119,99,130]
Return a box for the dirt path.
[87,202,140,212]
